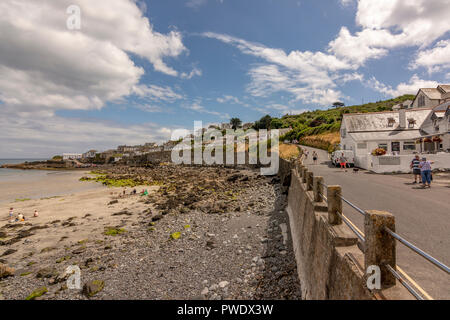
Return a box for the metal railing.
[302,164,449,300]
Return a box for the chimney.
[399,109,406,128]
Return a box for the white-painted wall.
[358,153,450,173]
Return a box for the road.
[299,146,450,300]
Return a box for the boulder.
[82,280,105,297]
[0,263,14,279]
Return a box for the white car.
[331,150,355,167]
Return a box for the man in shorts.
[410,154,421,184]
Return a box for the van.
[331,150,355,167]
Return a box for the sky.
[0,0,449,158]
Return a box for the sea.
[0,159,50,182]
[0,159,102,204]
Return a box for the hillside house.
[82,150,97,158]
[411,85,450,109]
[62,153,83,160]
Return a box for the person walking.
[339,154,347,170]
[312,151,318,165]
[419,157,433,188]
[410,154,421,184]
[8,208,14,220]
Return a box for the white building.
[63,153,83,160]
[339,104,450,173]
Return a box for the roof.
[343,108,431,132]
[438,85,450,93]
[433,100,450,112]
[349,130,422,141]
[420,88,443,100]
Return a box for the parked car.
[331,150,355,167]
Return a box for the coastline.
[0,170,104,204]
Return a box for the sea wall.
[279,158,411,300]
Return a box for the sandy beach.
[0,165,300,300]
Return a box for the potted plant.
[371,148,387,156]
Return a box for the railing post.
[327,185,342,225]
[306,171,313,191]
[302,167,308,183]
[364,210,396,287]
[313,176,323,202]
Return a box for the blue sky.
[0,0,449,157]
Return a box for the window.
[408,119,416,128]
[357,143,367,149]
[392,142,400,152]
[387,118,395,127]
[341,129,346,138]
[418,95,425,107]
[378,143,388,151]
[403,142,416,151]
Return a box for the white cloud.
[203,32,351,106]
[186,0,208,9]
[0,0,191,157]
[0,113,174,158]
[181,67,203,79]
[329,0,450,67]
[183,100,230,119]
[0,0,187,114]
[411,40,450,74]
[369,74,439,97]
[132,85,184,102]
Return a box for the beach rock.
[151,214,163,222]
[82,280,105,297]
[112,210,132,216]
[36,267,57,279]
[72,247,87,255]
[108,200,119,205]
[0,263,14,279]
[1,249,17,257]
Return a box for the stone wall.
[279,158,412,300]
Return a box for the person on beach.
[9,208,14,220]
[410,154,421,184]
[419,157,433,188]
[312,151,318,165]
[17,213,24,222]
[33,210,39,217]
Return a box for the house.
[340,108,431,157]
[82,150,97,158]
[339,103,450,173]
[419,101,450,152]
[242,122,254,130]
[410,84,450,109]
[62,153,83,160]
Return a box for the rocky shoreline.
[0,164,301,300]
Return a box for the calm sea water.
[0,159,51,181]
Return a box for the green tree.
[230,117,242,130]
[254,115,272,130]
[332,101,345,108]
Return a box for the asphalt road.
[299,146,450,300]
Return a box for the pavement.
[299,146,450,300]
